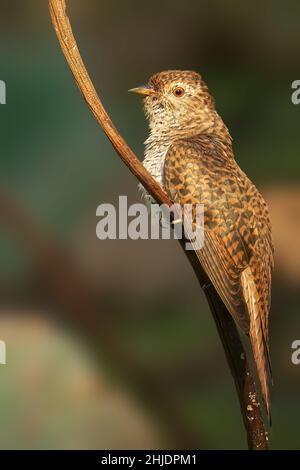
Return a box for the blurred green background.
[0,0,299,449]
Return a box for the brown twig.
[48,0,268,449]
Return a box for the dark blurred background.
[0,0,299,449]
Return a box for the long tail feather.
[241,267,271,425]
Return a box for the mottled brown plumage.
[131,70,274,422]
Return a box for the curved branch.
[48,0,268,450]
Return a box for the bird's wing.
[163,137,250,331]
[164,138,271,341]
[236,169,274,343]
[163,136,274,419]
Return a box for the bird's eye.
[172,86,185,97]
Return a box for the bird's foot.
[202,282,213,291]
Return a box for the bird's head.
[129,70,217,138]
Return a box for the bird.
[130,70,274,423]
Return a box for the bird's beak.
[128,85,157,96]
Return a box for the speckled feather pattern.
[138,70,274,421]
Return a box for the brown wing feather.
[163,136,274,420]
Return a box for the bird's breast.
[139,140,170,203]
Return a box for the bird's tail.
[241,267,272,425]
[249,309,272,426]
